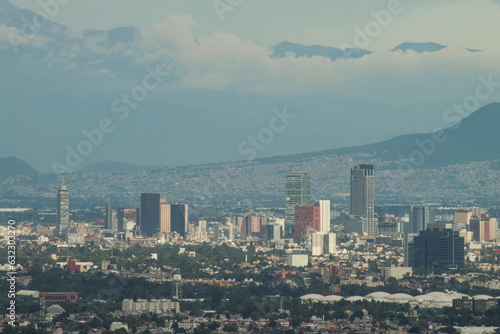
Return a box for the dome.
[323,295,344,302]
[387,293,414,301]
[431,295,454,307]
[346,296,365,302]
[414,294,435,302]
[424,291,447,298]
[365,291,391,299]
[473,294,493,300]
[372,297,391,303]
[300,294,324,301]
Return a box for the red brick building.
[294,205,320,243]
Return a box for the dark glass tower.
[140,193,160,236]
[170,204,188,237]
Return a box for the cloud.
[6,14,500,103]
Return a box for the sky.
[9,0,500,53]
[2,0,500,173]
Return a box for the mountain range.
[1,0,492,172]
[2,102,499,176]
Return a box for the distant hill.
[391,42,447,53]
[256,102,500,168]
[0,157,39,177]
[271,41,371,61]
[78,160,154,173]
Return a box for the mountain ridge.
[3,103,499,175]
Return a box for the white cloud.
[123,15,500,101]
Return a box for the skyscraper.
[57,178,69,234]
[170,204,188,238]
[350,164,374,218]
[285,172,311,238]
[117,207,139,231]
[140,193,160,236]
[318,200,331,233]
[409,206,436,233]
[105,203,112,230]
[411,225,464,270]
[294,204,320,243]
[349,164,377,235]
[160,203,171,234]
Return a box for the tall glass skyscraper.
[349,164,377,236]
[285,172,311,238]
[350,164,374,218]
[170,204,188,237]
[57,178,69,234]
[140,193,160,236]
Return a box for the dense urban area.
[2,165,500,334]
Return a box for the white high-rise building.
[318,200,330,233]
[311,232,336,256]
[57,178,69,234]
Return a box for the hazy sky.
[2,0,500,172]
[10,0,500,52]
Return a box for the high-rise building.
[403,232,418,267]
[240,216,262,240]
[118,207,139,231]
[311,232,336,256]
[318,200,331,233]
[140,193,160,236]
[170,204,188,238]
[350,164,374,218]
[349,165,377,235]
[105,203,112,230]
[411,225,464,270]
[285,172,311,238]
[294,205,320,243]
[470,214,498,242]
[409,206,436,233]
[455,209,472,227]
[160,203,171,234]
[57,179,69,234]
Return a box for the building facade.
[140,193,160,236]
[349,165,377,235]
[57,180,69,234]
[170,204,188,238]
[285,172,311,238]
[411,226,464,270]
[294,205,320,243]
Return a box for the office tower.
[140,193,161,236]
[349,164,377,235]
[263,223,282,241]
[170,204,188,238]
[226,222,234,241]
[285,172,311,238]
[118,207,139,231]
[311,232,336,256]
[240,216,262,240]
[196,220,207,240]
[409,206,436,233]
[105,203,112,229]
[350,164,374,218]
[318,200,331,233]
[160,203,171,234]
[470,214,498,242]
[403,233,418,267]
[345,215,378,236]
[411,225,464,270]
[455,209,472,227]
[57,179,69,234]
[294,205,320,243]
